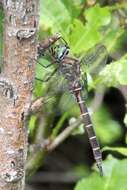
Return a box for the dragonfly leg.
[37,47,56,68]
[35,68,57,83]
[49,47,56,62]
[28,52,53,68]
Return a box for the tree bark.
[0,0,39,189]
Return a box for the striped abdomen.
[73,86,103,176]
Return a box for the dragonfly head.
[55,44,70,62]
[52,36,70,62]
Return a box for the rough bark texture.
[0,0,39,189]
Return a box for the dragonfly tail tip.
[97,162,103,177]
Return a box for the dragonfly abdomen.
[73,87,103,176]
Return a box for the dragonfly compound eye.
[55,45,70,61]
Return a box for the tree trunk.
[0,0,39,189]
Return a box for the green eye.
[55,45,69,61]
[57,46,66,56]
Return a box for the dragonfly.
[36,34,108,176]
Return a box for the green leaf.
[72,164,90,177]
[28,115,37,138]
[85,4,111,29]
[103,147,127,157]
[62,0,81,18]
[92,106,122,144]
[75,156,127,190]
[69,5,111,55]
[118,56,127,85]
[124,113,127,127]
[98,54,127,87]
[40,0,71,34]
[69,19,101,54]
[72,122,85,135]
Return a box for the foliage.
[32,0,127,187]
[102,146,127,156]
[75,155,127,190]
[93,105,122,144]
[3,0,127,188]
[99,54,127,86]
[0,0,126,188]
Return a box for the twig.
[47,118,82,151]
[30,96,55,114]
[29,118,82,153]
[30,97,46,114]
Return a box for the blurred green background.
[1,0,127,190]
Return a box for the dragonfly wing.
[81,44,108,76]
[35,70,78,116]
[80,71,88,99]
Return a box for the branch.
[30,97,46,114]
[29,118,82,154]
[30,96,55,114]
[0,1,39,189]
[47,118,82,151]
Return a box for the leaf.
[72,164,90,177]
[118,57,127,85]
[28,115,37,138]
[92,106,122,144]
[69,4,111,54]
[62,0,81,18]
[98,54,127,87]
[40,0,71,34]
[103,147,127,157]
[69,19,101,54]
[71,123,85,135]
[75,156,127,190]
[85,4,111,29]
[124,113,127,126]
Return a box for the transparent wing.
[35,61,79,116]
[80,44,108,76]
[35,43,107,115]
